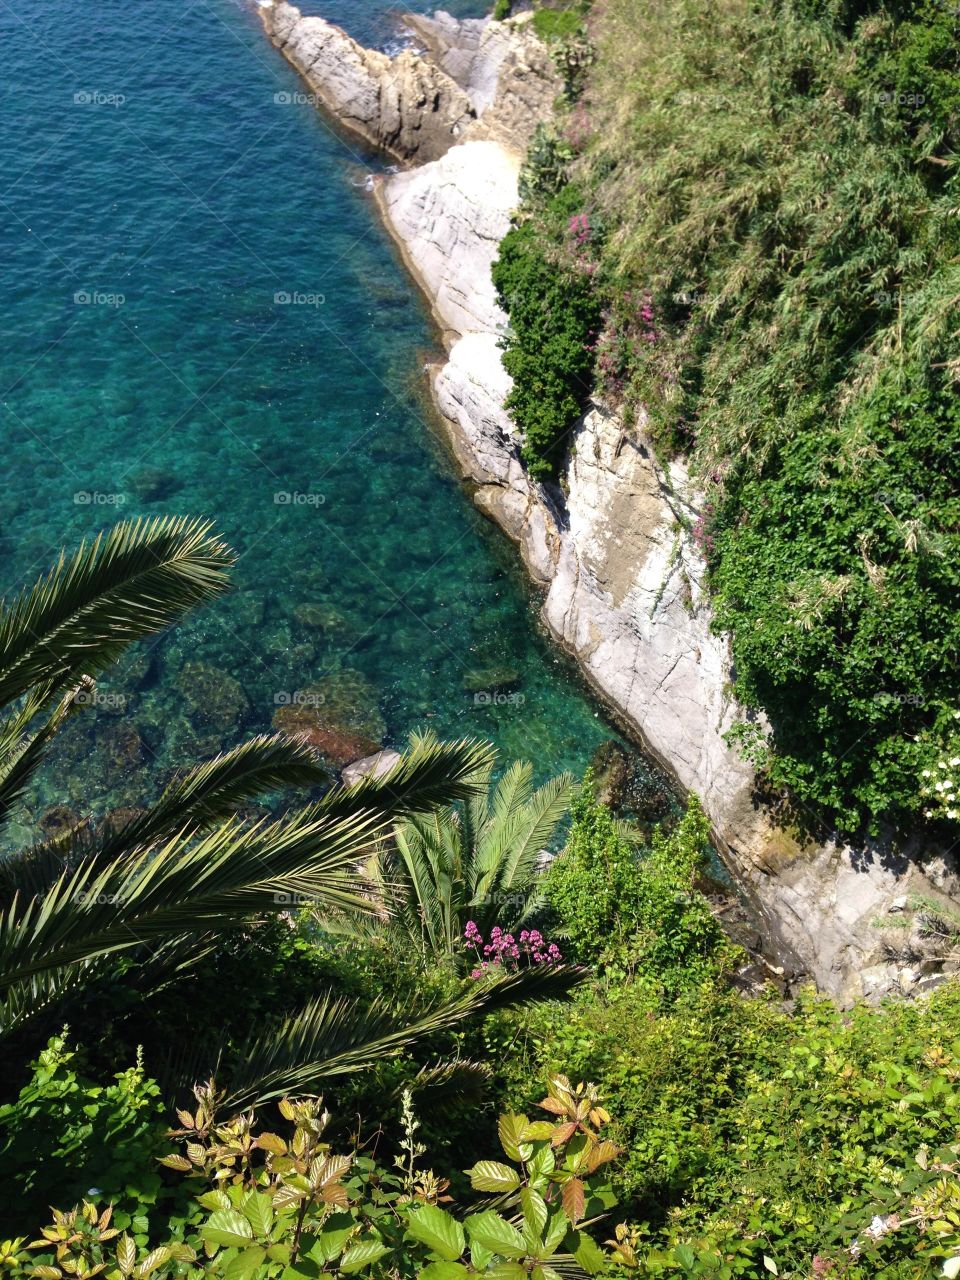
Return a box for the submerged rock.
[462,664,520,693]
[590,740,633,809]
[98,806,147,837]
[101,723,144,772]
[38,805,84,840]
[293,602,346,632]
[341,748,402,787]
[273,707,380,768]
[271,668,386,769]
[128,465,181,503]
[176,661,249,731]
[304,670,386,741]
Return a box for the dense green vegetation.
[493,185,602,479]
[8,742,960,1278]
[493,0,960,836]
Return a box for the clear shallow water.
[0,0,661,837]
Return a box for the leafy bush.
[0,1034,177,1239]
[517,125,573,206]
[492,188,603,480]
[531,7,585,43]
[497,976,960,1278]
[11,1076,622,1280]
[546,779,731,992]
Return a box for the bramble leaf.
[406,1205,466,1262]
[467,1161,522,1193]
[465,1213,527,1258]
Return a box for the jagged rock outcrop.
[260,1,475,161]
[260,6,960,1002]
[405,10,563,149]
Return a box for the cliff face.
[258,2,960,1002]
[261,1,475,161]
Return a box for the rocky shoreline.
[258,0,960,1002]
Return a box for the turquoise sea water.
[0,0,663,837]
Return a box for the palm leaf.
[0,516,233,708]
[93,733,330,856]
[316,737,496,822]
[222,963,586,1108]
[0,681,84,829]
[0,735,502,994]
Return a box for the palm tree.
[0,517,582,1104]
[339,737,573,966]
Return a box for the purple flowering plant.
[464,920,562,978]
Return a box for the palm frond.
[0,807,392,991]
[316,737,496,823]
[0,516,233,709]
[0,681,83,831]
[222,963,586,1108]
[94,734,330,856]
[0,934,215,1038]
[398,1059,493,1109]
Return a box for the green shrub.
[498,979,960,1278]
[0,1034,177,1239]
[500,0,960,835]
[12,1076,622,1280]
[546,779,730,992]
[492,190,603,480]
[532,7,585,42]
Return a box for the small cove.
[0,0,672,836]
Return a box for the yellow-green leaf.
[417,1263,470,1280]
[467,1161,522,1193]
[340,1240,390,1273]
[406,1206,465,1263]
[498,1114,530,1163]
[202,1209,254,1249]
[116,1237,136,1276]
[224,1247,266,1280]
[464,1213,527,1259]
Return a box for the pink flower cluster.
[464,921,562,978]
[568,213,591,247]
[638,291,658,344]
